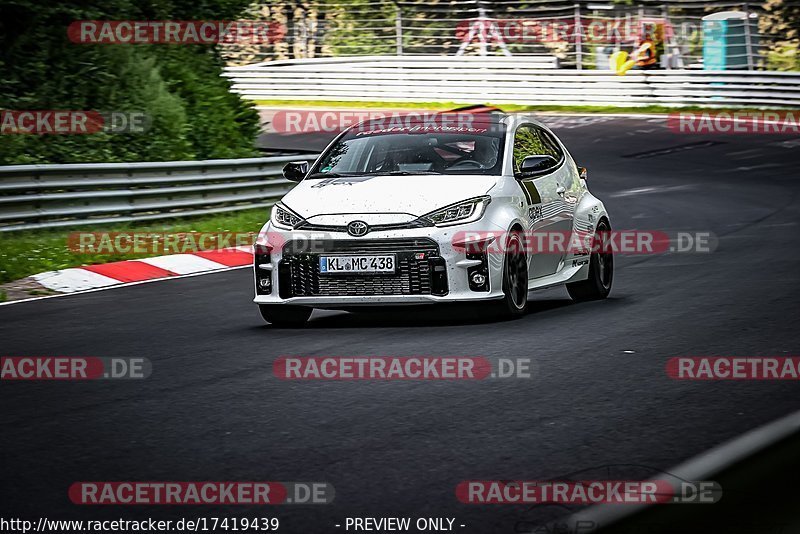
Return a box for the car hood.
[281,174,499,218]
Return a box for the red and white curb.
[31,247,253,294]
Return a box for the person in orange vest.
[634,33,658,70]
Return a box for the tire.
[566,220,613,301]
[258,304,312,327]
[495,230,528,319]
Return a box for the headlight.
[271,203,304,229]
[422,196,491,227]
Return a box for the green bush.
[0,0,259,164]
[766,43,799,71]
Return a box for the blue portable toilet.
[702,11,756,70]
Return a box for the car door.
[512,124,575,278]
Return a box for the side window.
[512,124,563,173]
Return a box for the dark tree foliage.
[760,0,800,70]
[0,0,260,164]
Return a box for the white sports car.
[253,113,612,326]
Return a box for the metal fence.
[221,1,772,71]
[224,56,800,107]
[0,155,316,232]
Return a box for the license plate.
[319,255,396,274]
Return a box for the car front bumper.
[252,220,509,308]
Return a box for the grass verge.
[0,208,270,284]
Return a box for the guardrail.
[224,56,800,108]
[0,155,317,232]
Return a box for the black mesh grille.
[279,239,444,297]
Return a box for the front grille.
[279,239,446,297]
[294,219,432,233]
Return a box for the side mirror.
[283,161,308,182]
[518,155,558,177]
[578,166,588,181]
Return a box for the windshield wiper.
[306,172,359,179]
[308,170,443,179]
[363,170,443,176]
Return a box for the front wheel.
[259,304,312,327]
[494,230,528,319]
[566,220,613,301]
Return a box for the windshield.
[309,123,506,177]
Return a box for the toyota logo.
[347,220,369,237]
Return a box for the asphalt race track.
[2,116,799,533]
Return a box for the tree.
[759,0,800,70]
[0,0,260,164]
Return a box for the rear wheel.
[259,304,312,327]
[566,220,613,301]
[495,230,528,319]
